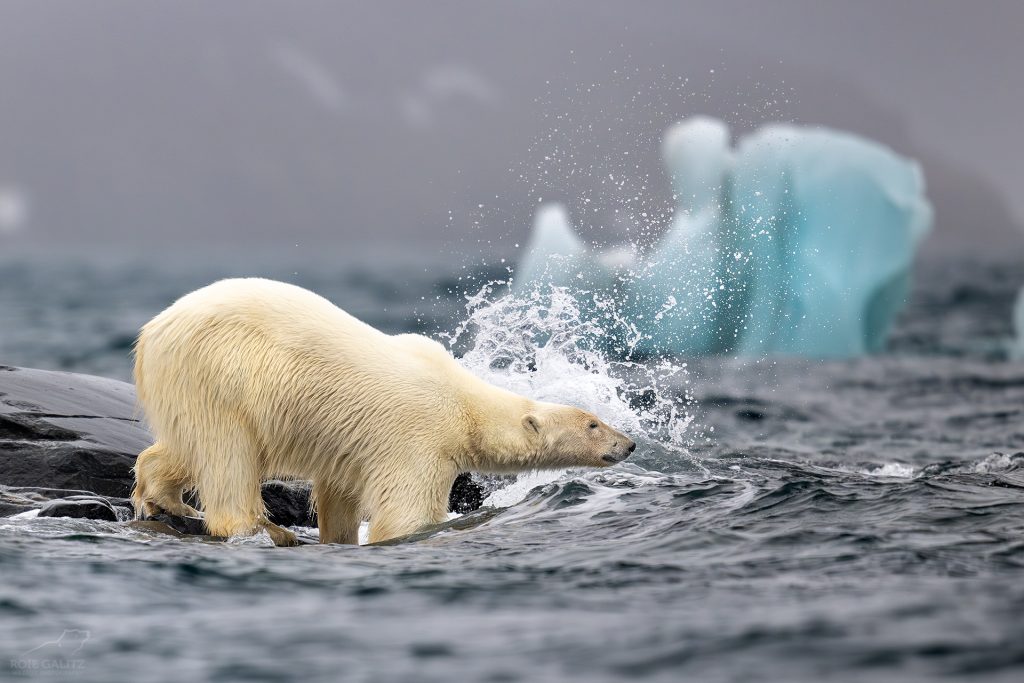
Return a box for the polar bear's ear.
[522,414,541,435]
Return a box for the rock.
[1,485,131,519]
[262,480,316,527]
[125,519,189,538]
[0,495,33,516]
[145,513,209,536]
[449,473,485,514]
[38,496,122,522]
[0,485,57,516]
[0,366,486,527]
[0,366,150,497]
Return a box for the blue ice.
[627,117,734,356]
[730,124,932,356]
[511,204,614,294]
[512,118,933,358]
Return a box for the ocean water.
[2,250,1024,682]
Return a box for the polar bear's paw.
[261,520,300,547]
[132,494,202,521]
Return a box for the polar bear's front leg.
[314,483,360,544]
[365,466,453,544]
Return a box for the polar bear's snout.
[602,437,637,464]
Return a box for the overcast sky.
[0,0,1021,256]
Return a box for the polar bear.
[131,278,635,546]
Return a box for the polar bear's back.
[148,277,382,345]
[138,278,383,386]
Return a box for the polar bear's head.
[523,405,636,468]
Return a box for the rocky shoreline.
[0,365,483,539]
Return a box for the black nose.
[627,441,637,453]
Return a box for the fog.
[0,0,1021,256]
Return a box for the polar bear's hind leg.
[132,443,200,519]
[192,424,270,540]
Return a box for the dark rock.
[125,519,188,538]
[1,485,132,519]
[0,498,33,516]
[0,486,56,516]
[146,513,210,536]
[4,485,111,500]
[263,480,316,527]
[0,367,150,497]
[0,414,79,441]
[38,497,120,522]
[449,473,485,514]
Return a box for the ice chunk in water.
[628,117,735,355]
[511,203,614,294]
[731,124,932,356]
[512,118,932,358]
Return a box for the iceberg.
[512,117,933,358]
[627,117,736,356]
[511,204,614,294]
[731,124,932,356]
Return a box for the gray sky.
[0,0,1021,256]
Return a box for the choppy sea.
[1,248,1023,682]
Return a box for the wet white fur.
[132,278,629,544]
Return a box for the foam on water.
[860,462,917,478]
[482,469,564,508]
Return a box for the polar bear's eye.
[589,421,598,429]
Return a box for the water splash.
[442,280,697,452]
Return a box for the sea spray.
[444,280,698,448]
[442,279,702,505]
